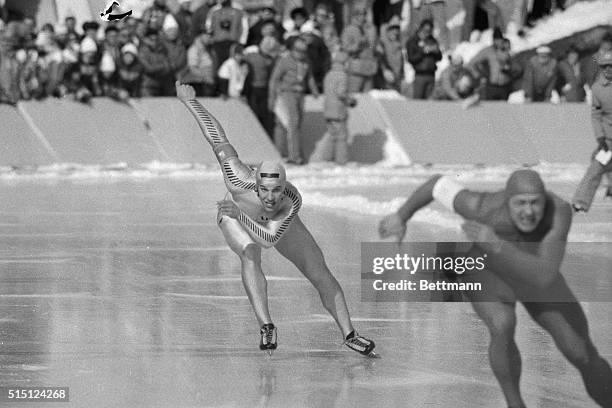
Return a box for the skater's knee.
[560,339,595,368]
[242,243,261,263]
[486,313,516,338]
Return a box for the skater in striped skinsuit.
[175,81,376,357]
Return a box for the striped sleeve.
[237,184,302,248]
[184,99,228,147]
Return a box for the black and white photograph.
[0,0,610,407]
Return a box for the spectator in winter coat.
[269,36,319,164]
[174,0,195,47]
[217,43,248,98]
[206,0,248,65]
[139,28,173,96]
[313,50,357,165]
[162,15,187,81]
[572,51,612,211]
[406,19,442,99]
[243,36,280,137]
[557,46,586,102]
[182,31,218,96]
[116,43,143,98]
[523,46,560,102]
[468,32,521,101]
[432,54,477,100]
[377,17,404,92]
[142,0,171,32]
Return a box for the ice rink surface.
[0,168,610,408]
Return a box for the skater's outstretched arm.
[379,175,475,243]
[175,81,255,193]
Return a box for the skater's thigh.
[275,216,327,272]
[471,301,517,336]
[218,211,256,256]
[523,300,590,347]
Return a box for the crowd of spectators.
[0,0,609,163]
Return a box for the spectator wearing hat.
[406,19,442,99]
[523,46,560,102]
[67,36,102,103]
[182,30,218,97]
[81,21,100,44]
[142,0,171,32]
[162,14,187,82]
[468,30,521,100]
[217,43,248,99]
[572,50,612,211]
[174,0,195,47]
[557,45,586,102]
[116,43,143,97]
[246,6,284,48]
[342,5,379,93]
[585,34,612,88]
[206,0,248,66]
[377,16,404,92]
[312,50,357,165]
[285,7,308,44]
[243,36,280,137]
[139,28,173,96]
[269,36,319,164]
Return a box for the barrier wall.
[303,93,594,165]
[0,95,595,167]
[1,98,278,167]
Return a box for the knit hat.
[80,37,98,54]
[121,42,138,55]
[162,14,178,33]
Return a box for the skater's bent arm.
[238,185,302,248]
[176,82,255,192]
[486,198,572,289]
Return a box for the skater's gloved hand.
[597,137,609,151]
[175,81,196,101]
[378,213,407,244]
[461,220,503,253]
[217,199,240,219]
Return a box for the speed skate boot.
[343,331,378,358]
[259,323,277,355]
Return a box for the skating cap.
[256,161,286,187]
[505,169,545,199]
